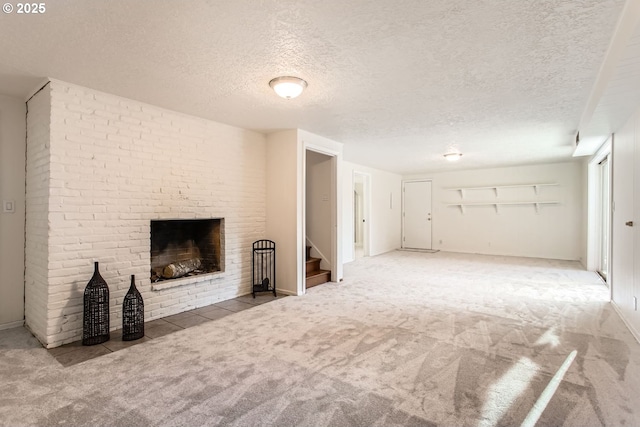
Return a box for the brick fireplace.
[24,80,267,348]
[150,219,224,282]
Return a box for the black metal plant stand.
[252,240,276,298]
[82,262,110,346]
[122,274,144,341]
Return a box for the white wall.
[25,80,267,347]
[306,151,332,268]
[266,130,302,296]
[611,107,640,340]
[406,162,584,261]
[342,161,402,263]
[24,84,51,343]
[0,94,26,330]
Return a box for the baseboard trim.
[0,319,25,331]
[399,248,440,253]
[611,301,640,344]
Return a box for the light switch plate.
[3,200,15,213]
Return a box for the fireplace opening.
[150,219,223,282]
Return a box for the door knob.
[626,221,634,227]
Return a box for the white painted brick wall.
[24,84,52,345]
[26,80,267,348]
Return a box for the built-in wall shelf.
[446,183,558,198]
[446,201,559,214]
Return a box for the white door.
[612,117,635,318]
[403,181,432,249]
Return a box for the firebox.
[150,219,223,282]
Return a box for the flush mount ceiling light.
[269,76,308,99]
[443,151,463,162]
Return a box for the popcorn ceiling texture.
[25,80,267,348]
[0,1,627,173]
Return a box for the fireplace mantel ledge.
[151,271,225,291]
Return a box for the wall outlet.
[439,239,443,245]
[2,200,15,213]
[634,296,638,311]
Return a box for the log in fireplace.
[150,219,223,282]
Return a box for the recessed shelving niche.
[444,183,559,214]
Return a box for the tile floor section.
[48,293,283,367]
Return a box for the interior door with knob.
[403,180,432,250]
[611,116,635,318]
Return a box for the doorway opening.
[586,136,612,287]
[597,155,611,281]
[303,144,342,293]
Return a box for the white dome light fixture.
[269,76,308,99]
[443,150,463,162]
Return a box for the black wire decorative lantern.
[122,274,144,341]
[82,262,110,345]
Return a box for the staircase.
[305,246,330,288]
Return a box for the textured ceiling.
[0,0,628,174]
[579,17,640,145]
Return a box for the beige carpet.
[1,250,639,426]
